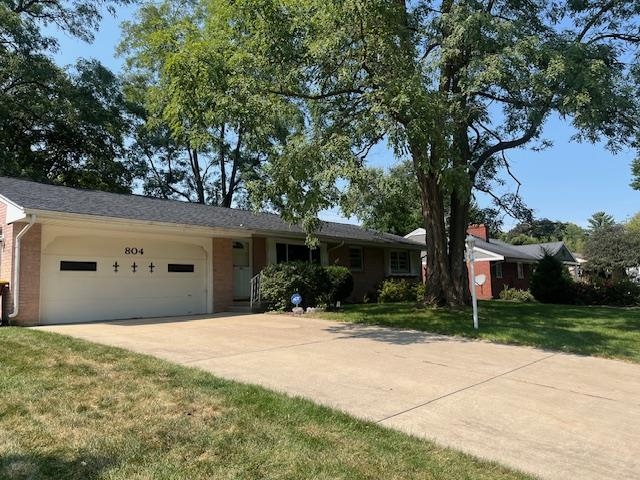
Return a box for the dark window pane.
[168,264,195,273]
[390,251,410,274]
[276,243,287,263]
[349,247,363,270]
[288,244,310,262]
[60,261,97,272]
[310,247,321,264]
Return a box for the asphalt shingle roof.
[509,241,564,258]
[473,238,539,261]
[0,176,421,248]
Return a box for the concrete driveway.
[38,314,640,480]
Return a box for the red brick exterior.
[328,245,387,302]
[470,260,533,300]
[212,238,234,312]
[252,236,267,276]
[0,203,42,325]
[470,260,493,300]
[490,261,532,298]
[468,224,489,241]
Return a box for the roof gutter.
[9,214,36,319]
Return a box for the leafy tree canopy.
[627,212,640,233]
[0,0,133,192]
[119,0,303,206]
[502,219,586,252]
[341,160,503,236]
[632,158,640,190]
[584,223,640,275]
[211,0,639,306]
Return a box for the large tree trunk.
[413,148,471,308]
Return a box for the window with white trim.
[390,250,411,274]
[495,262,503,279]
[348,247,363,271]
[517,262,524,279]
[276,242,320,264]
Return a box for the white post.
[466,236,479,330]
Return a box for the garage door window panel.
[60,261,97,272]
[168,264,195,273]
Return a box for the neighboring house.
[0,177,421,325]
[404,224,579,299]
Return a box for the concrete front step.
[226,301,260,314]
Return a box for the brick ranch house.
[405,224,579,300]
[0,176,422,325]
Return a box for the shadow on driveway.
[324,322,474,346]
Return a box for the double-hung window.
[390,250,411,274]
[349,247,363,271]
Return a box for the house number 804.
[124,247,144,255]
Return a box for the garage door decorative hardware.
[131,262,138,273]
[113,261,119,273]
[148,263,155,273]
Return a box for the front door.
[233,240,251,300]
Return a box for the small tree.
[530,254,574,304]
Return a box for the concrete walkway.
[38,314,640,480]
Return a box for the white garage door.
[40,235,208,324]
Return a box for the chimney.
[467,224,489,241]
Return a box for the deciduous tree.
[0,0,133,192]
[119,1,301,206]
[585,224,640,279]
[204,0,640,306]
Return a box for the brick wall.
[0,208,42,325]
[468,224,489,241]
[212,238,234,312]
[491,261,532,298]
[252,236,267,276]
[328,245,387,302]
[14,223,41,325]
[470,260,493,300]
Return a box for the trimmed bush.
[378,278,418,303]
[261,262,330,311]
[324,266,354,305]
[573,280,640,307]
[530,254,575,304]
[498,286,535,303]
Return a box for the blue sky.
[46,6,639,230]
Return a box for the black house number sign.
[124,247,144,255]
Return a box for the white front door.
[232,240,251,300]
[40,234,208,324]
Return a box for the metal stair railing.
[249,271,263,311]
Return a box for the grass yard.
[318,301,640,363]
[0,328,532,480]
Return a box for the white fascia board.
[473,246,504,262]
[25,209,248,238]
[0,193,27,223]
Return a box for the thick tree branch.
[576,1,616,43]
[472,120,540,172]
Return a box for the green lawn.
[318,301,640,363]
[0,328,531,480]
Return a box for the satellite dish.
[475,274,486,286]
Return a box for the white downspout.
[9,214,36,319]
